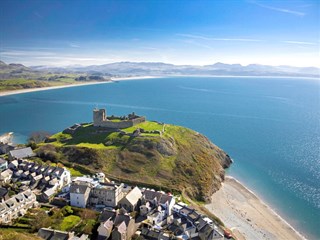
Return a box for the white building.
[70,183,91,208]
[90,183,125,208]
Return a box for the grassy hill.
[37,121,232,202]
[0,61,111,92]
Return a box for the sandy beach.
[0,76,158,97]
[205,176,306,240]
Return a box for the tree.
[31,211,52,232]
[28,131,51,144]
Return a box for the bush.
[61,206,73,216]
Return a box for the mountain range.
[30,61,320,78]
[1,60,319,78]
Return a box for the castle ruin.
[93,108,146,129]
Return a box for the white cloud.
[177,33,262,42]
[282,41,317,45]
[69,43,80,48]
[249,1,305,16]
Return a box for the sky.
[0,0,319,67]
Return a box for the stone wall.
[93,117,143,128]
[93,108,146,129]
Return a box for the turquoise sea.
[1,77,319,239]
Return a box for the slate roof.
[53,167,65,177]
[38,228,71,240]
[114,214,130,227]
[8,160,18,169]
[0,187,8,199]
[188,210,200,222]
[140,228,170,240]
[195,216,208,231]
[180,206,194,216]
[143,190,173,205]
[70,183,90,194]
[43,166,56,176]
[9,147,35,159]
[99,209,117,222]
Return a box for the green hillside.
[0,61,111,92]
[37,121,232,202]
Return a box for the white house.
[51,167,71,189]
[90,183,125,208]
[70,183,91,208]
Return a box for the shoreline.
[206,176,307,240]
[0,76,158,97]
[1,74,318,97]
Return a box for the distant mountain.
[0,61,32,72]
[0,61,38,80]
[30,61,319,78]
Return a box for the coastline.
[0,76,158,97]
[1,74,318,97]
[205,176,306,240]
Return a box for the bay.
[1,76,319,239]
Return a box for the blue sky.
[0,0,319,67]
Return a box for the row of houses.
[0,153,72,224]
[66,174,224,240]
[0,189,38,224]
[0,158,71,200]
[96,196,224,240]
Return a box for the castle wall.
[93,108,146,129]
[94,117,146,129]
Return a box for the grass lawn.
[59,215,81,231]
[66,167,83,176]
[45,121,167,150]
[124,121,164,133]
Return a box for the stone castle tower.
[93,108,106,126]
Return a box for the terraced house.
[0,189,38,223]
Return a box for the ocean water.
[0,76,319,239]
